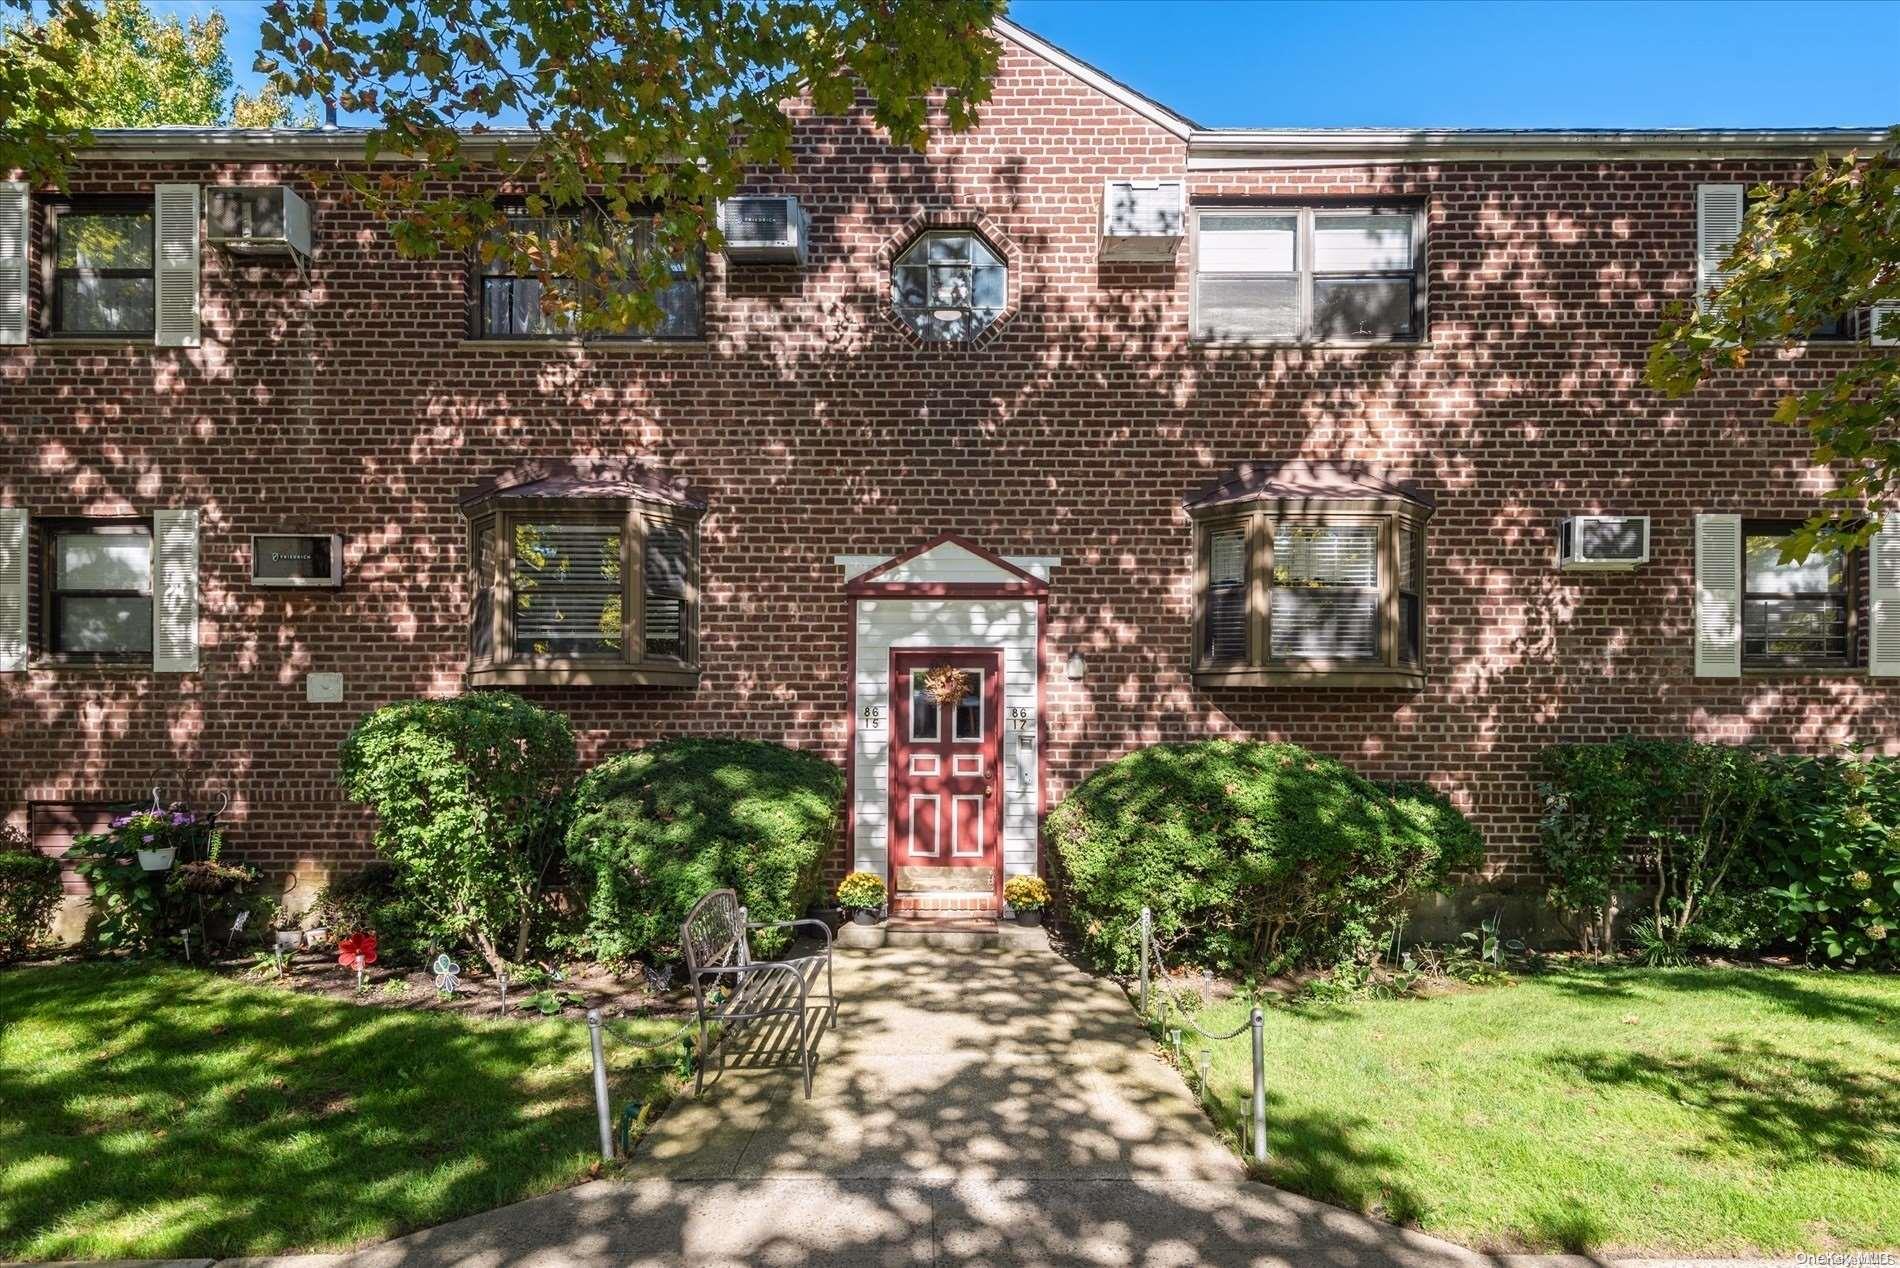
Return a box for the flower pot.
[851,909,878,926]
[303,926,329,947]
[137,846,176,872]
[274,929,304,950]
[1015,909,1043,928]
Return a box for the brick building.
[3,20,1896,930]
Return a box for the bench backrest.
[682,889,748,986]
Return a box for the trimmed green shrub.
[1751,751,1897,968]
[565,739,842,963]
[339,692,576,972]
[1046,740,1483,974]
[0,833,62,961]
[1538,739,1774,958]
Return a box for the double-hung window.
[1194,206,1423,344]
[1189,462,1432,688]
[1741,521,1855,669]
[476,210,701,340]
[49,199,155,337]
[45,521,153,658]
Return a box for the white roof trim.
[1187,127,1895,167]
[994,18,1195,141]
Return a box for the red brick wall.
[2,42,1894,904]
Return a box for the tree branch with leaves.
[1647,130,1900,562]
[256,0,1003,333]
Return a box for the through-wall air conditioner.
[718,195,809,265]
[1558,516,1651,571]
[1100,178,1184,262]
[205,186,312,260]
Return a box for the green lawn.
[1181,965,1899,1256]
[0,962,678,1262]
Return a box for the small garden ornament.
[1003,874,1050,927]
[339,931,378,992]
[433,953,461,999]
[837,871,886,925]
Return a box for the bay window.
[1189,461,1432,687]
[462,461,704,687]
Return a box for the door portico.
[839,537,1057,916]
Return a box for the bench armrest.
[746,917,833,953]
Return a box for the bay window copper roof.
[1183,460,1434,514]
[458,457,706,512]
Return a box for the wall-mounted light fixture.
[1064,652,1087,681]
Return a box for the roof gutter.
[1188,127,1896,168]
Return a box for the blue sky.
[183,0,1899,131]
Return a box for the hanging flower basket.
[922,665,972,707]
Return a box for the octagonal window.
[891,230,1006,341]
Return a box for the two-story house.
[3,19,1896,932]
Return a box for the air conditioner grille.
[1578,518,1646,561]
[728,199,790,243]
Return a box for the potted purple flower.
[108,807,199,872]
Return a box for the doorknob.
[984,781,995,798]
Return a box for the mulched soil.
[211,951,694,1022]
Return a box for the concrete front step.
[835,916,1049,951]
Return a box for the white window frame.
[1191,204,1426,346]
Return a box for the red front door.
[889,649,1003,916]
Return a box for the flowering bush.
[836,870,886,913]
[1752,750,1898,968]
[1003,874,1049,912]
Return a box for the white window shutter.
[1695,183,1745,314]
[1694,513,1743,678]
[0,181,28,346]
[154,183,200,348]
[0,507,27,671]
[152,508,200,672]
[1871,518,1900,678]
[1871,301,1900,347]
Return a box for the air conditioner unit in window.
[205,186,311,260]
[718,195,809,265]
[1100,179,1184,262]
[1558,516,1651,571]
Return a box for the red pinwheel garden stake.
[338,932,378,993]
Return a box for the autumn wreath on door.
[921,665,972,706]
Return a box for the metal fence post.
[1138,906,1152,1016]
[1250,1006,1267,1166]
[586,1009,614,1163]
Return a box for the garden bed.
[230,950,688,1021]
[1170,963,1900,1256]
[0,961,682,1262]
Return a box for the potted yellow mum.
[1003,874,1050,927]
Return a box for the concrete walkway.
[307,943,1735,1265]
[50,944,1808,1266]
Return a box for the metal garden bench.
[682,888,834,1098]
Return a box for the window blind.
[1272,524,1380,661]
[1203,523,1249,663]
[512,521,623,657]
[643,522,691,660]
